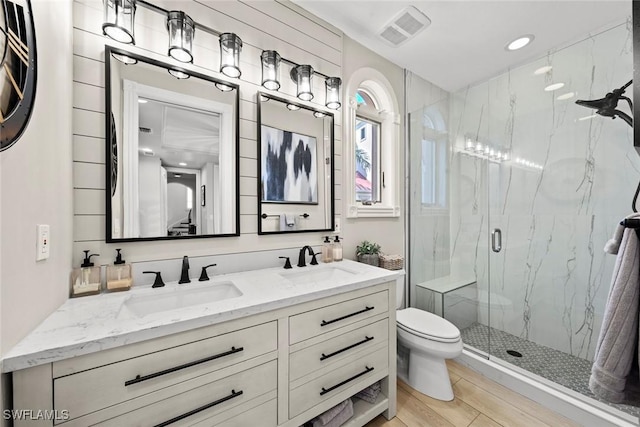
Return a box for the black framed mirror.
[105,46,240,242]
[257,92,335,235]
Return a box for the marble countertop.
[2,260,403,372]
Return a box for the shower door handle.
[491,228,502,253]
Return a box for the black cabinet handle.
[153,389,243,427]
[125,346,244,386]
[320,306,374,327]
[320,336,374,361]
[320,366,374,396]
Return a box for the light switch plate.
[36,224,50,261]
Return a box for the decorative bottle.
[106,249,132,292]
[71,250,101,297]
[332,236,343,262]
[322,236,333,263]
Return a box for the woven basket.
[379,254,404,270]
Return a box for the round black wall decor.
[0,0,37,152]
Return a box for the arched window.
[344,68,401,218]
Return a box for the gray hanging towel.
[589,226,640,402]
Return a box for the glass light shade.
[215,82,234,92]
[111,52,137,65]
[286,103,300,111]
[325,77,341,109]
[168,69,190,79]
[291,65,313,101]
[103,0,136,44]
[167,11,195,63]
[313,111,326,118]
[261,50,281,91]
[219,33,242,78]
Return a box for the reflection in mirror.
[106,46,239,242]
[257,93,334,235]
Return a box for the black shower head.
[575,80,633,127]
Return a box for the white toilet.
[395,280,463,401]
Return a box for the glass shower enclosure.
[408,19,639,419]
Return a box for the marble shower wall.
[450,20,636,361]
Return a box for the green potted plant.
[356,240,381,266]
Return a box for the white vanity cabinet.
[11,281,396,427]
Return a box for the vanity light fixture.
[219,33,243,78]
[259,51,342,108]
[167,11,195,63]
[291,65,314,101]
[103,0,136,44]
[325,77,342,109]
[101,0,245,78]
[261,50,281,91]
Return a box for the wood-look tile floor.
[366,360,579,427]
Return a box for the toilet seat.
[397,308,460,343]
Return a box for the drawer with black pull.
[54,321,276,421]
[290,318,388,381]
[96,360,277,427]
[289,345,387,418]
[289,290,388,344]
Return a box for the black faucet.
[143,271,165,288]
[297,246,318,267]
[179,256,190,284]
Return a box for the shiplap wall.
[72,0,343,266]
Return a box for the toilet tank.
[396,277,404,309]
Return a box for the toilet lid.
[397,308,461,343]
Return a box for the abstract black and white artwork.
[261,125,318,204]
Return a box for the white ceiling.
[295,0,631,92]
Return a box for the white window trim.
[344,67,401,218]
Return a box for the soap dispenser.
[332,236,343,262]
[322,236,333,263]
[106,249,132,292]
[71,251,101,297]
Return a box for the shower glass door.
[482,21,635,400]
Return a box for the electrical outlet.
[334,217,341,233]
[36,224,50,261]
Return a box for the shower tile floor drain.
[460,323,640,418]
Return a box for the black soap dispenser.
[71,251,101,297]
[332,236,343,262]
[106,249,132,292]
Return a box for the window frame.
[344,68,401,218]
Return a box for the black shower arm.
[613,109,633,127]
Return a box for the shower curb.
[456,350,638,427]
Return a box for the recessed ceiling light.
[544,83,565,92]
[138,99,148,104]
[179,162,187,166]
[506,34,534,51]
[557,92,575,100]
[534,65,552,75]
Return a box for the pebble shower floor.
[460,323,640,418]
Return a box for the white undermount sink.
[279,264,358,283]
[120,281,242,318]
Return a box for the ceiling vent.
[378,6,431,47]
